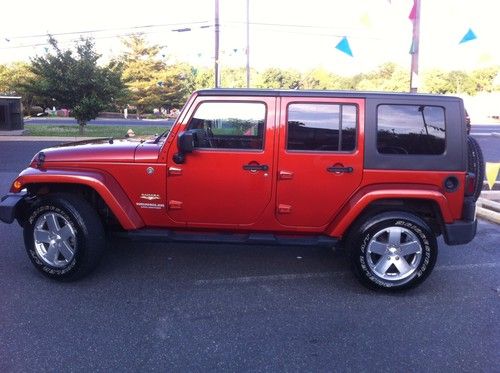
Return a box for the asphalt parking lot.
[0,140,499,372]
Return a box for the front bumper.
[0,192,26,224]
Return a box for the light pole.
[409,0,421,93]
[214,0,220,88]
[246,0,250,88]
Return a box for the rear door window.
[287,103,357,152]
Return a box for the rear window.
[377,104,445,155]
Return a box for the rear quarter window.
[377,104,445,155]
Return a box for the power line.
[0,25,212,50]
[0,19,395,53]
[3,21,210,41]
[4,19,379,44]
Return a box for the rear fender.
[11,167,144,230]
[326,184,452,237]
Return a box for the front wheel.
[23,193,105,281]
[348,212,437,291]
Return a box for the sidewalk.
[0,134,97,141]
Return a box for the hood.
[33,138,143,164]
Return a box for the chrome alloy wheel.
[366,226,423,282]
[33,212,77,268]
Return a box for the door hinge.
[279,170,294,180]
[168,200,183,210]
[168,167,183,176]
[277,204,292,214]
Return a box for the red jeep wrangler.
[0,89,484,290]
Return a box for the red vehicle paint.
[0,89,483,290]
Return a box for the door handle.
[327,166,353,173]
[243,164,269,171]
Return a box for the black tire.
[348,212,438,291]
[23,193,105,281]
[467,135,485,201]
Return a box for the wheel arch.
[12,168,144,230]
[327,185,451,241]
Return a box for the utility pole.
[214,0,220,88]
[409,0,421,93]
[246,0,250,88]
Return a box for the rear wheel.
[23,193,105,281]
[348,212,437,291]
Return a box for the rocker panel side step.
[112,229,339,247]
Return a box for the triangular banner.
[408,1,416,21]
[409,40,416,54]
[459,28,477,44]
[335,37,353,57]
[360,13,372,28]
[486,162,500,190]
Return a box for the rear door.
[276,96,364,228]
[166,96,276,227]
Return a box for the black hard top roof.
[195,88,460,101]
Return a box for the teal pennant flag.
[459,28,477,44]
[336,37,353,57]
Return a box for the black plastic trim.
[195,89,462,101]
[443,219,477,245]
[0,193,26,224]
[113,229,339,247]
[462,197,476,221]
[364,97,466,171]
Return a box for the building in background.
[0,96,23,131]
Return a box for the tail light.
[465,172,475,196]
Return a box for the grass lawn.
[24,124,170,138]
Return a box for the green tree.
[157,62,195,109]
[119,34,194,114]
[256,68,302,89]
[0,64,8,93]
[355,62,409,92]
[0,62,40,115]
[422,69,475,94]
[192,67,249,89]
[72,95,102,128]
[193,68,214,90]
[447,70,475,95]
[26,36,123,133]
[471,66,500,92]
[301,68,351,90]
[120,34,164,116]
[422,69,452,94]
[221,67,248,88]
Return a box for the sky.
[0,0,498,76]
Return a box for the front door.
[276,97,364,228]
[166,96,276,227]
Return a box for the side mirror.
[178,130,194,153]
[173,130,195,164]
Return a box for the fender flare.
[12,167,144,230]
[326,184,452,237]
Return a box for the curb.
[477,193,500,225]
[0,136,99,141]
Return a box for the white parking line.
[195,271,348,285]
[194,262,500,286]
[434,262,500,271]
